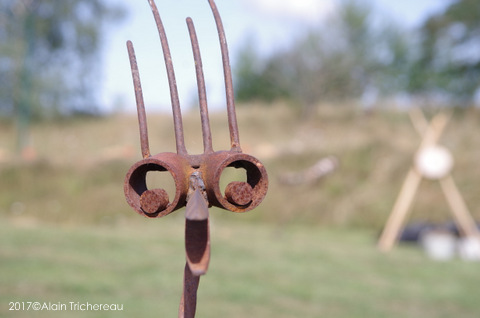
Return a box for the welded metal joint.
[123,1,268,317]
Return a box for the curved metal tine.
[148,0,188,156]
[186,18,214,154]
[208,0,241,152]
[127,41,151,159]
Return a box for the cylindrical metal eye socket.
[222,158,268,211]
[206,152,268,212]
[124,153,188,218]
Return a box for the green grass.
[1,217,479,318]
[1,104,479,316]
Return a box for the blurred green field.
[0,104,479,226]
[1,104,480,317]
[1,217,480,318]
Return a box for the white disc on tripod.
[415,145,453,180]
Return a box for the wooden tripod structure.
[377,109,480,252]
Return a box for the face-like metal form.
[123,1,268,317]
[124,0,268,219]
[124,151,268,217]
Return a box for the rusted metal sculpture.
[123,1,268,316]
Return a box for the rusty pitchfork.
[123,0,269,316]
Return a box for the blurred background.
[1,0,480,317]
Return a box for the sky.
[99,0,453,114]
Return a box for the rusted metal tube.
[124,152,189,218]
[148,0,187,156]
[127,41,150,159]
[203,152,268,212]
[186,17,214,154]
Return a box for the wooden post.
[377,168,422,252]
[440,175,480,238]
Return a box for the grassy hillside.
[1,104,480,317]
[1,217,480,318]
[1,104,479,228]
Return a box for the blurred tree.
[409,0,480,105]
[0,0,125,152]
[234,0,411,113]
[234,40,292,103]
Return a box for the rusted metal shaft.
[181,182,210,318]
[148,0,187,156]
[208,0,241,151]
[127,41,150,159]
[186,17,214,154]
[179,264,200,318]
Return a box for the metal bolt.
[225,181,253,206]
[140,189,169,214]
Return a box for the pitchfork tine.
[148,0,188,156]
[208,0,241,151]
[127,41,151,159]
[187,18,214,154]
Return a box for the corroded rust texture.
[123,1,268,317]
